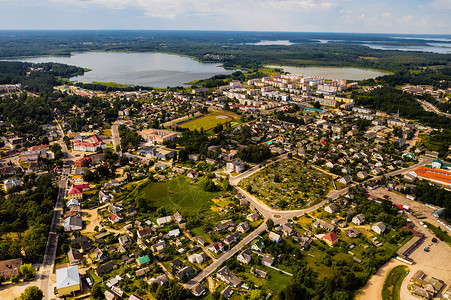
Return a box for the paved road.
[416,98,451,118]
[184,222,267,290]
[111,118,122,155]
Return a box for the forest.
[0,175,58,260]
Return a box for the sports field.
[177,110,238,131]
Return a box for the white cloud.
[428,0,451,10]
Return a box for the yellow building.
[56,265,80,296]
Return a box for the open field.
[239,159,333,210]
[177,110,239,131]
[382,265,409,300]
[135,176,223,217]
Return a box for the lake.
[6,52,236,88]
[267,65,388,80]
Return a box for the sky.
[0,0,450,34]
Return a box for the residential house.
[224,232,240,246]
[118,235,132,247]
[214,219,235,232]
[137,255,151,267]
[345,227,361,238]
[357,171,369,180]
[237,249,252,264]
[247,213,260,222]
[194,236,209,247]
[156,216,172,226]
[322,232,339,247]
[4,177,23,191]
[339,175,352,185]
[251,239,265,252]
[209,242,224,254]
[137,227,152,239]
[56,265,80,296]
[64,216,83,232]
[68,249,83,266]
[176,266,195,282]
[226,159,246,173]
[372,222,386,234]
[151,241,167,253]
[325,203,338,214]
[148,274,169,286]
[262,255,274,267]
[104,290,119,300]
[191,283,206,297]
[237,221,250,233]
[221,286,234,299]
[250,267,267,279]
[94,248,109,262]
[95,261,117,276]
[279,222,296,237]
[216,266,242,287]
[313,219,337,232]
[352,213,365,225]
[109,213,123,224]
[188,252,207,264]
[66,198,80,209]
[0,258,22,279]
[299,237,313,250]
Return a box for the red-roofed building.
[109,214,123,223]
[68,185,83,199]
[412,167,451,187]
[92,135,101,143]
[322,232,339,247]
[74,156,91,168]
[137,227,152,239]
[74,141,106,152]
[73,183,90,191]
[28,144,49,153]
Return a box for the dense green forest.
[0,175,58,260]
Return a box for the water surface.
[267,65,388,80]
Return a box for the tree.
[0,275,5,285]
[91,283,103,299]
[19,264,36,281]
[266,219,274,231]
[17,286,43,300]
[10,273,20,283]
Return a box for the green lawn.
[136,176,223,217]
[178,114,233,131]
[382,265,409,300]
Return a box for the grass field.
[137,176,223,217]
[382,265,409,300]
[177,110,239,131]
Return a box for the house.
[0,258,22,279]
[322,232,339,247]
[104,290,119,300]
[352,213,365,225]
[68,249,83,265]
[372,222,386,234]
[168,228,180,237]
[0,165,16,177]
[129,295,144,300]
[357,171,369,180]
[237,249,252,264]
[221,286,234,299]
[151,241,167,253]
[148,274,169,286]
[109,213,123,224]
[137,255,151,267]
[94,248,109,262]
[67,185,83,199]
[95,261,117,276]
[73,140,106,152]
[188,252,207,264]
[224,232,240,245]
[56,265,80,296]
[261,255,274,267]
[173,211,184,223]
[313,219,337,232]
[279,222,296,237]
[367,182,379,190]
[345,227,361,238]
[194,236,209,246]
[251,239,265,252]
[247,212,260,222]
[3,177,23,191]
[64,216,83,232]
[99,190,115,203]
[137,227,152,239]
[140,128,177,144]
[339,175,352,185]
[176,266,195,282]
[74,156,91,168]
[250,267,268,278]
[214,219,235,232]
[156,216,172,226]
[269,232,282,243]
[66,198,80,209]
[209,242,224,254]
[216,266,242,287]
[299,237,313,250]
[237,221,250,233]
[191,283,206,297]
[226,159,246,173]
[325,203,338,214]
[118,234,132,246]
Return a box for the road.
[416,98,451,118]
[111,118,122,155]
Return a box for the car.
[424,247,430,252]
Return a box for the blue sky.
[0,0,450,34]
